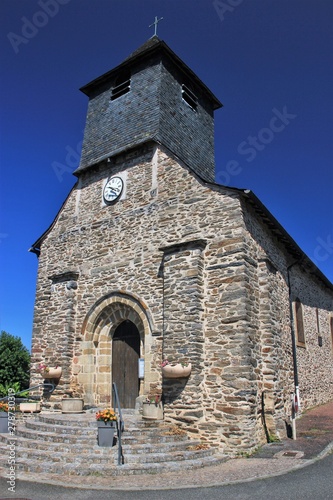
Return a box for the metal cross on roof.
[149,16,163,37]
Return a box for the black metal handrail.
[0,382,55,401]
[112,382,124,465]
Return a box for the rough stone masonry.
[29,37,333,455]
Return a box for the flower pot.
[97,421,116,447]
[162,363,192,379]
[0,412,8,433]
[40,367,62,379]
[142,401,163,420]
[61,398,84,414]
[20,402,41,413]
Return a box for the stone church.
[30,37,333,453]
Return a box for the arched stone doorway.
[112,320,140,408]
[77,292,157,407]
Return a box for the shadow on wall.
[162,378,189,404]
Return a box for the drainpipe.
[286,259,302,440]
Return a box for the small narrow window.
[330,316,333,351]
[295,299,305,346]
[111,71,131,101]
[182,84,198,111]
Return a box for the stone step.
[11,427,97,445]
[13,413,189,441]
[33,410,172,424]
[0,433,200,455]
[37,414,97,428]
[25,416,174,433]
[0,434,107,454]
[121,438,201,453]
[0,441,214,466]
[14,453,227,476]
[38,410,136,422]
[1,444,118,465]
[38,413,172,432]
[0,411,227,476]
[123,447,215,464]
[24,420,97,436]
[5,424,189,447]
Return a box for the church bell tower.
[75,36,222,182]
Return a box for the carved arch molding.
[82,292,155,343]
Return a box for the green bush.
[0,331,30,395]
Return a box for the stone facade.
[30,38,333,455]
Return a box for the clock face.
[103,176,123,203]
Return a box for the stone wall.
[288,265,333,409]
[161,239,206,428]
[242,199,333,435]
[30,144,333,453]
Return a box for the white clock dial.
[103,176,123,203]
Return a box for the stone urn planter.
[61,398,84,414]
[40,367,62,379]
[0,412,8,433]
[20,402,41,413]
[97,421,116,447]
[161,363,192,379]
[142,401,163,420]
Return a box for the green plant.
[18,390,30,398]
[0,381,20,398]
[145,394,161,404]
[0,332,30,392]
[236,445,262,458]
[268,433,280,443]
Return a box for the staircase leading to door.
[0,410,227,476]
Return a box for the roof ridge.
[123,36,162,62]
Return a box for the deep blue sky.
[0,0,332,349]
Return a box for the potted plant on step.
[142,394,163,420]
[161,359,192,379]
[37,363,62,379]
[0,402,8,433]
[96,408,117,447]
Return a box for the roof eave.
[240,189,333,291]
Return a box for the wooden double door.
[112,320,140,408]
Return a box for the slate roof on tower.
[79,36,222,110]
[75,36,222,180]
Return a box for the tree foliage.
[0,331,30,394]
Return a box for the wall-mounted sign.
[138,358,145,379]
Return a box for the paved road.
[1,453,332,500]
